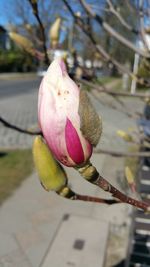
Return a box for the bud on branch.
[38,58,102,167]
[37,59,150,212]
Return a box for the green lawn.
[95,77,123,91]
[0,149,33,205]
[96,76,116,85]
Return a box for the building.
[0,26,11,50]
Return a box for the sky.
[0,0,9,27]
[0,0,72,30]
[0,0,149,41]
[0,0,31,28]
[0,0,21,28]
[0,0,70,27]
[0,0,74,44]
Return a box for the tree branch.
[79,0,150,58]
[77,163,150,212]
[95,174,149,211]
[62,0,150,87]
[80,79,150,98]
[94,148,150,158]
[0,116,41,135]
[58,187,119,205]
[126,0,138,14]
[73,193,119,205]
[90,89,135,118]
[106,0,139,35]
[28,0,50,65]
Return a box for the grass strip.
[0,149,33,205]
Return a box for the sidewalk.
[0,79,38,149]
[0,152,130,267]
[0,79,143,266]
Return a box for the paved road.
[0,78,41,148]
[0,78,41,98]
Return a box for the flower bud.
[125,166,136,193]
[9,32,35,55]
[49,17,61,48]
[33,136,67,191]
[117,130,133,142]
[25,24,33,34]
[38,59,102,167]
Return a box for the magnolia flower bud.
[38,59,102,167]
[125,166,136,193]
[25,24,33,34]
[9,32,35,55]
[33,136,67,191]
[49,17,61,48]
[117,130,133,142]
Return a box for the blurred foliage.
[0,48,37,72]
[137,60,150,89]
[96,76,116,85]
[138,60,150,79]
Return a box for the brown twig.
[57,185,119,205]
[74,194,119,204]
[76,163,150,211]
[0,116,41,135]
[94,148,150,158]
[28,0,50,65]
[56,186,120,205]
[95,174,149,211]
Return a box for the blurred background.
[0,1,150,267]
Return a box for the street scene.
[0,1,150,267]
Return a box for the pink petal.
[60,59,67,75]
[65,118,84,165]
